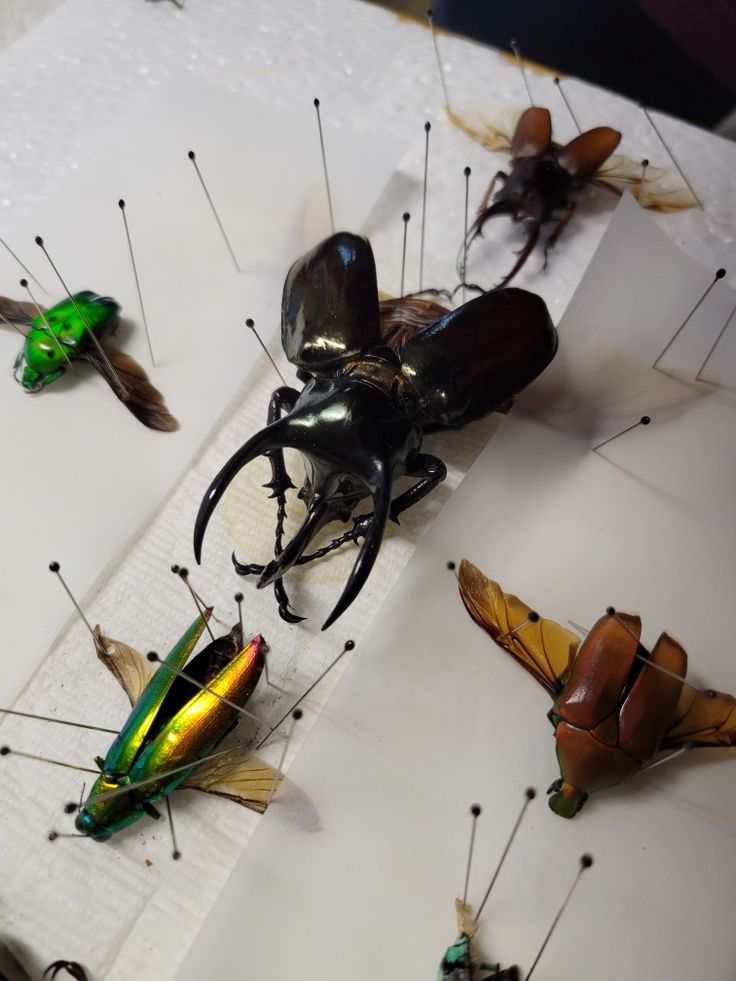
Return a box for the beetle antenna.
[165,796,182,860]
[474,788,536,922]
[187,150,241,271]
[0,707,117,735]
[696,297,736,381]
[523,855,593,980]
[0,233,47,292]
[653,268,726,370]
[552,76,581,134]
[592,415,651,452]
[510,39,534,107]
[400,212,410,298]
[461,803,482,905]
[34,236,128,392]
[20,279,77,375]
[639,105,702,211]
[49,561,105,656]
[426,10,450,109]
[313,98,336,235]
[173,567,216,641]
[245,318,288,385]
[1,745,98,775]
[118,199,156,366]
[265,709,302,808]
[419,121,431,292]
[256,640,355,750]
[461,167,471,301]
[145,650,263,725]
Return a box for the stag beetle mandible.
[194,233,558,629]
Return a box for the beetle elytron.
[194,232,558,628]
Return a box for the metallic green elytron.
[13,291,120,392]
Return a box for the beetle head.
[547,780,588,818]
[75,773,145,840]
[195,376,421,628]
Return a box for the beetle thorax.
[499,154,573,222]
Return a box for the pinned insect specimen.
[0,941,87,981]
[439,900,519,981]
[1,610,282,843]
[458,560,736,817]
[0,291,178,431]
[194,232,558,628]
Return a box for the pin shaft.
[313,99,336,236]
[0,707,117,735]
[1,746,98,775]
[0,235,46,292]
[462,167,471,301]
[592,415,650,453]
[118,200,155,366]
[0,311,28,338]
[510,39,534,107]
[426,10,450,108]
[246,319,287,385]
[553,77,580,134]
[400,212,410,299]
[148,656,262,724]
[695,300,736,380]
[524,857,592,981]
[419,122,431,292]
[265,710,301,809]
[475,789,535,921]
[653,271,725,369]
[21,280,77,376]
[187,151,241,272]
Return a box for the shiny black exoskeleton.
[194,232,558,629]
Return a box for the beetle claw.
[232,551,265,577]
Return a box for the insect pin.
[1,567,284,847]
[458,560,736,817]
[194,232,558,627]
[0,284,178,431]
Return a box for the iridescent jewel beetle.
[439,900,519,981]
[1,291,178,431]
[193,232,558,628]
[458,560,736,817]
[70,611,279,840]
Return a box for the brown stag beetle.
[193,232,558,629]
[462,107,621,288]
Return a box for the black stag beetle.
[193,232,557,629]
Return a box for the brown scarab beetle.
[458,560,736,817]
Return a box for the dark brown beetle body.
[465,107,621,287]
[194,234,558,628]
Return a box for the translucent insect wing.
[458,560,578,697]
[399,290,557,428]
[281,231,382,374]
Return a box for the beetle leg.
[496,218,540,287]
[542,205,575,272]
[388,453,446,525]
[478,170,508,215]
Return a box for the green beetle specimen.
[459,560,736,817]
[1,291,178,431]
[1,610,281,844]
[438,900,519,981]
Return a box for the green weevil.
[438,900,519,981]
[1,290,178,431]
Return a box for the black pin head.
[64,802,78,814]
[235,592,244,603]
[525,787,537,800]
[293,708,304,721]
[49,561,60,573]
[118,199,126,210]
[178,567,189,580]
[313,97,320,108]
[641,158,649,167]
[173,849,182,860]
[424,121,431,133]
[344,639,355,651]
[171,564,180,574]
[705,689,717,699]
[716,268,726,279]
[553,76,560,85]
[188,150,196,160]
[147,651,160,663]
[529,611,540,623]
[581,853,594,869]
[20,278,28,288]
[641,415,651,425]
[447,560,456,571]
[606,606,616,616]
[470,803,482,816]
[35,236,44,247]
[0,746,10,756]
[48,831,59,842]
[245,318,255,329]
[402,211,410,223]
[464,166,471,177]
